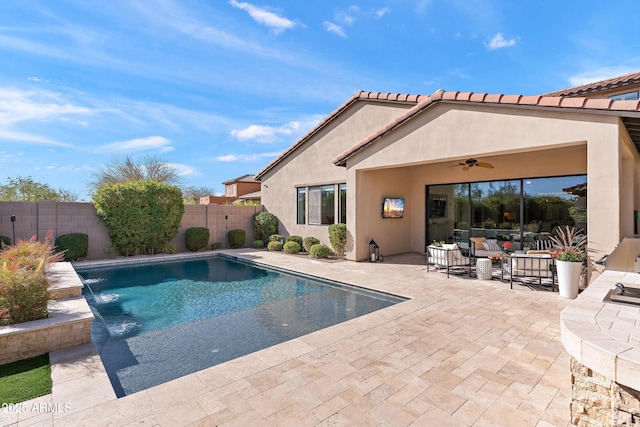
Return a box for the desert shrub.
[253,240,264,249]
[283,241,301,254]
[253,212,279,242]
[227,229,246,249]
[303,236,320,252]
[0,233,63,325]
[163,244,178,254]
[185,227,210,252]
[211,242,223,250]
[285,235,303,247]
[55,233,88,261]
[0,236,10,248]
[93,180,184,256]
[267,241,282,251]
[328,223,347,256]
[309,243,331,259]
[269,234,284,243]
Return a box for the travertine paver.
[9,250,572,426]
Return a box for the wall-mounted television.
[382,198,405,218]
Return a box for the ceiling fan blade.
[462,166,472,171]
[448,162,467,168]
[476,162,494,169]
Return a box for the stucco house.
[255,72,640,264]
[200,174,261,205]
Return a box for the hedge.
[55,233,88,261]
[185,227,210,252]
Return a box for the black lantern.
[369,239,380,262]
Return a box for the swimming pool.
[77,255,405,397]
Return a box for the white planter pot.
[556,260,582,299]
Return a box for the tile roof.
[544,71,640,97]
[254,91,425,180]
[222,174,257,184]
[333,89,640,166]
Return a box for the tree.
[0,176,78,202]
[89,155,180,192]
[182,186,216,204]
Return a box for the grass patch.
[0,354,51,404]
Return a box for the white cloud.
[216,155,239,162]
[568,67,636,86]
[169,163,201,177]
[231,121,301,143]
[214,152,280,162]
[485,33,516,50]
[95,136,174,153]
[323,21,347,38]
[229,0,297,33]
[375,8,391,19]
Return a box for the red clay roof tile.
[520,95,542,105]
[612,99,640,111]
[469,93,487,102]
[457,92,473,101]
[442,91,459,100]
[502,95,522,104]
[538,97,563,107]
[584,98,613,109]
[544,71,640,97]
[484,94,503,103]
[560,97,586,108]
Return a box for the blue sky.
[1,0,639,200]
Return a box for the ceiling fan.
[451,158,495,171]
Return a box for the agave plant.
[550,226,587,262]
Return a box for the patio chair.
[503,252,556,291]
[427,244,472,278]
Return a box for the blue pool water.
[77,255,404,397]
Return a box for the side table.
[476,258,493,280]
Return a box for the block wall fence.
[0,201,264,259]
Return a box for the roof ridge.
[543,70,640,97]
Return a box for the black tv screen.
[382,198,405,218]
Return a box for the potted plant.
[550,226,587,299]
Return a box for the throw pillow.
[483,240,501,251]
[469,237,486,251]
[535,240,554,250]
[442,243,463,260]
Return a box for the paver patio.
[3,250,572,426]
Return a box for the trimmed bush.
[164,244,178,254]
[283,241,301,254]
[285,235,303,247]
[93,180,184,256]
[253,212,279,242]
[328,223,347,257]
[211,242,223,250]
[309,243,331,259]
[0,236,10,248]
[269,234,284,243]
[253,240,264,249]
[267,241,282,252]
[303,236,320,252]
[55,233,88,261]
[227,229,246,249]
[185,227,210,252]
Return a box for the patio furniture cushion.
[505,253,554,279]
[535,240,555,250]
[483,240,501,251]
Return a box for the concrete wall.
[0,201,263,259]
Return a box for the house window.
[339,184,347,224]
[306,184,337,225]
[609,91,639,101]
[297,187,305,224]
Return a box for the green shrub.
[328,223,347,257]
[211,242,223,250]
[0,236,10,248]
[227,229,246,249]
[54,233,88,261]
[253,212,279,242]
[269,234,284,243]
[283,241,301,254]
[267,241,282,251]
[309,243,331,259]
[93,180,184,256]
[253,240,264,249]
[285,235,303,247]
[0,233,63,325]
[303,236,320,252]
[164,244,178,254]
[185,227,209,252]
